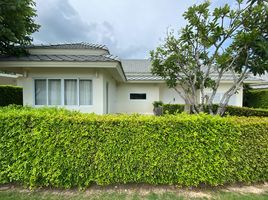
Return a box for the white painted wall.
[17,68,106,114]
[0,77,17,85]
[203,82,243,106]
[116,83,159,114]
[159,84,185,104]
[102,71,117,114]
[16,69,244,115]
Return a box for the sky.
[32,0,232,59]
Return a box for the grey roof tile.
[121,60,263,82]
[27,42,109,51]
[0,54,119,62]
[121,59,152,73]
[126,73,263,82]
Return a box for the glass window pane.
[64,79,77,105]
[130,93,146,100]
[48,79,61,105]
[228,95,236,106]
[79,80,92,105]
[35,79,47,105]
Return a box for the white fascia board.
[0,61,117,68]
[115,63,127,82]
[0,73,22,78]
[126,80,165,83]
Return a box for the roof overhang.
[0,61,126,82]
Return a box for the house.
[0,43,263,114]
[249,73,268,89]
[0,72,19,85]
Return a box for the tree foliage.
[150,0,268,115]
[0,0,40,55]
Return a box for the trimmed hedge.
[163,104,268,117]
[244,89,268,109]
[0,85,23,106]
[0,107,267,188]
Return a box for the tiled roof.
[121,59,263,82]
[126,74,263,82]
[0,54,119,62]
[27,42,109,51]
[121,59,152,73]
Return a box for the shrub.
[152,101,163,108]
[244,89,268,109]
[163,104,268,117]
[224,106,268,117]
[0,85,23,106]
[0,107,267,188]
[163,104,185,114]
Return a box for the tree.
[150,0,268,115]
[0,0,40,55]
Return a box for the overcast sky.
[32,0,232,59]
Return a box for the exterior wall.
[17,68,105,114]
[203,82,243,107]
[102,71,117,114]
[0,77,17,85]
[115,82,243,114]
[15,68,244,115]
[116,83,159,114]
[159,84,185,104]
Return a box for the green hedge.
[0,107,267,188]
[163,104,268,117]
[0,85,23,106]
[244,89,268,109]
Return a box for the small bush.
[0,85,22,106]
[163,104,185,114]
[244,89,268,109]
[163,104,268,117]
[224,106,268,117]
[0,107,267,188]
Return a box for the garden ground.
[0,183,268,200]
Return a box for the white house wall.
[0,77,17,85]
[16,68,244,115]
[17,68,106,114]
[159,84,185,104]
[116,83,159,114]
[203,82,243,106]
[102,71,117,114]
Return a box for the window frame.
[33,78,93,106]
[129,93,147,100]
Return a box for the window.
[35,79,47,105]
[130,93,146,100]
[79,80,92,105]
[48,79,61,105]
[34,79,92,106]
[64,79,77,105]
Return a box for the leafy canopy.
[0,0,40,55]
[150,0,268,115]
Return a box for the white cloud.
[33,0,228,58]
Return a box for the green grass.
[0,190,268,200]
[212,192,268,200]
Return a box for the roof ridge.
[27,42,109,51]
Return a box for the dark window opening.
[130,93,146,100]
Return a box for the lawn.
[0,184,268,200]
